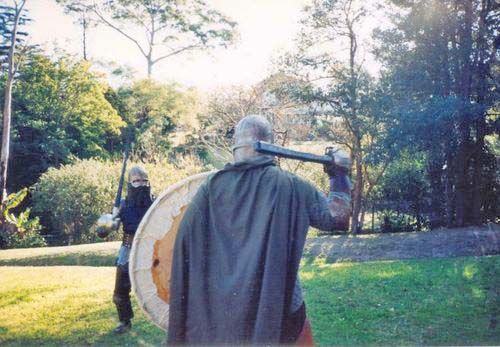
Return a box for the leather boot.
[113,320,132,334]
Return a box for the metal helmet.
[128,165,149,188]
[232,115,273,162]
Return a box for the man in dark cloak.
[167,115,352,345]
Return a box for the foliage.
[0,252,498,345]
[0,2,30,65]
[6,53,125,192]
[184,75,313,167]
[0,188,46,249]
[279,0,391,233]
[377,151,430,231]
[373,0,499,227]
[111,79,199,163]
[31,157,205,245]
[378,209,414,233]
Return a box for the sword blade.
[254,141,332,165]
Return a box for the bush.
[32,157,205,245]
[379,209,415,233]
[2,212,46,248]
[0,188,46,249]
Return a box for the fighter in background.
[97,166,154,334]
[113,166,155,333]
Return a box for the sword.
[96,122,144,238]
[96,131,132,238]
[254,141,334,165]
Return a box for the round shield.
[129,171,214,331]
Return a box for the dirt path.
[304,224,500,263]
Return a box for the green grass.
[0,243,499,346]
[0,242,119,266]
[0,266,164,346]
[301,256,500,346]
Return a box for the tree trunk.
[471,136,484,224]
[359,203,366,233]
[147,59,153,78]
[470,0,490,225]
[82,11,88,60]
[371,203,375,233]
[1,2,25,203]
[415,196,421,230]
[351,142,363,234]
[454,129,469,227]
[455,0,473,227]
[427,153,444,228]
[445,149,455,227]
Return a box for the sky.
[23,0,382,90]
[24,0,313,90]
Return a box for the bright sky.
[24,0,383,90]
[25,0,313,90]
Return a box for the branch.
[337,109,357,139]
[90,5,148,58]
[152,44,200,64]
[129,11,152,38]
[364,158,391,197]
[12,40,30,75]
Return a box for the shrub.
[32,157,205,245]
[379,209,414,233]
[0,188,46,249]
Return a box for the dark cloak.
[167,156,336,344]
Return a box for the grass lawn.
[0,242,120,266]
[301,256,499,346]
[0,244,498,346]
[0,266,164,346]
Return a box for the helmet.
[128,166,149,188]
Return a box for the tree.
[280,0,389,233]
[110,79,199,163]
[374,0,499,227]
[56,0,95,60]
[379,151,431,231]
[0,0,27,203]
[186,74,313,166]
[58,0,237,77]
[8,53,124,190]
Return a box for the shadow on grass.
[0,252,116,267]
[474,256,500,333]
[0,297,164,346]
[300,255,500,346]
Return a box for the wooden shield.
[129,171,214,331]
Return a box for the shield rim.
[129,170,214,331]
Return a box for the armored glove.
[96,212,120,238]
[323,147,351,177]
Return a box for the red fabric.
[296,319,314,346]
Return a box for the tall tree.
[9,53,124,190]
[58,0,237,77]
[0,0,27,203]
[56,1,94,60]
[281,0,387,233]
[374,0,499,227]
